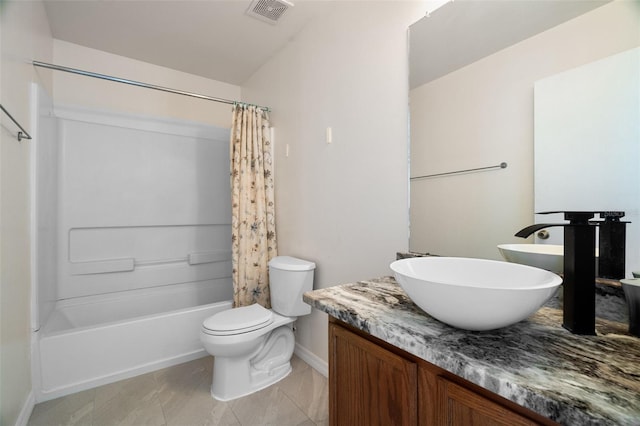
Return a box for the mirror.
[408,0,639,271]
[534,46,640,276]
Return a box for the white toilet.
[200,255,315,401]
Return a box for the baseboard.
[15,391,35,426]
[294,343,328,378]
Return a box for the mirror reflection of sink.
[497,244,564,274]
[497,244,599,274]
[390,257,562,331]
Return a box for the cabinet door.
[438,377,540,426]
[329,323,418,426]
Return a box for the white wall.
[0,1,53,424]
[409,1,640,260]
[242,3,425,363]
[52,40,241,128]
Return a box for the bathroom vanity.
[303,277,640,425]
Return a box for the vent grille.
[246,0,293,24]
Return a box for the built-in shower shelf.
[69,250,232,275]
[69,258,135,275]
[188,250,232,265]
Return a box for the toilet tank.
[269,256,316,316]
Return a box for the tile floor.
[28,355,328,426]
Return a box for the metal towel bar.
[410,162,507,180]
[0,104,32,142]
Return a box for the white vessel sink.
[497,244,564,274]
[390,257,562,331]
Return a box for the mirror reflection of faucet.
[515,211,629,335]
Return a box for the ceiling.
[43,0,334,86]
[409,0,610,89]
[44,0,611,90]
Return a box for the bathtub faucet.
[515,211,627,335]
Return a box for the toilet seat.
[202,304,274,336]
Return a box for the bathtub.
[35,280,232,402]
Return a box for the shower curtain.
[230,104,277,308]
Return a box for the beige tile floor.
[28,355,328,426]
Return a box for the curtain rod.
[32,61,270,112]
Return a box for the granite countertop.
[303,277,640,426]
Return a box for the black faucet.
[516,212,598,335]
[515,211,628,335]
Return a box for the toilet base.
[208,324,296,401]
[210,361,292,401]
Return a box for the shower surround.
[31,84,234,401]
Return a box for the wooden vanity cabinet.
[437,378,540,425]
[329,319,557,426]
[330,319,418,425]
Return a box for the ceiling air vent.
[246,0,294,25]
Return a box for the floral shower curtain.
[230,104,277,308]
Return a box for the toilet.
[200,255,315,401]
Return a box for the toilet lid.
[202,304,273,335]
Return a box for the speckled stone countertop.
[303,277,640,426]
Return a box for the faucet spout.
[514,223,563,238]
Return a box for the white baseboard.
[294,343,328,378]
[15,391,35,426]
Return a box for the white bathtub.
[35,281,232,402]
